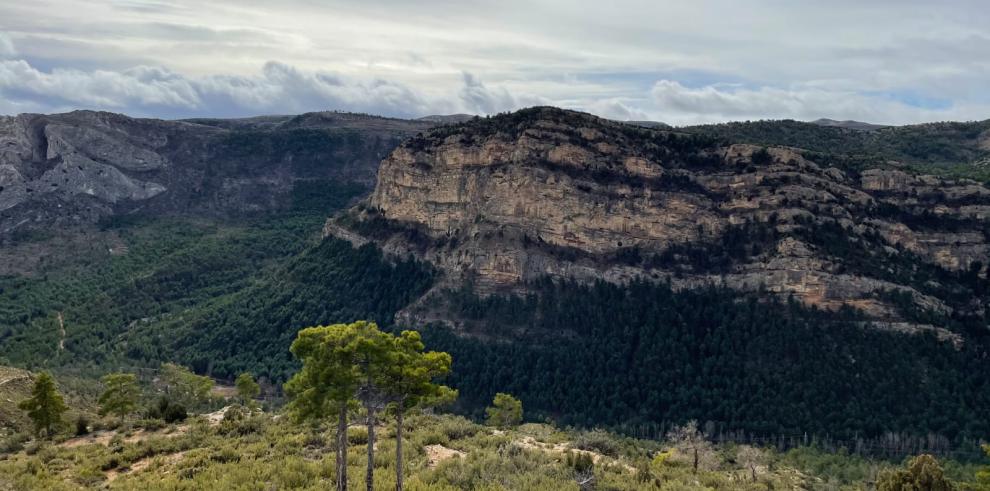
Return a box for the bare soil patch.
[424,444,465,468]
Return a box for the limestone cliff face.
[335,107,990,327]
[0,110,433,234]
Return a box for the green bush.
[347,426,369,446]
[439,416,479,440]
[145,397,187,424]
[0,432,30,453]
[74,416,89,436]
[573,428,621,457]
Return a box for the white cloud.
[0,60,201,109]
[0,33,15,58]
[649,80,989,126]
[459,72,518,114]
[582,98,651,122]
[0,1,988,123]
[0,58,541,118]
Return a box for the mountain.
[320,107,990,437]
[681,118,990,178]
[418,114,478,125]
[2,106,989,444]
[333,107,987,331]
[0,110,434,236]
[623,120,672,129]
[809,118,890,131]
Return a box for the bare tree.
[736,445,765,482]
[666,420,717,473]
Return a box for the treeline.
[681,118,990,168]
[430,278,990,442]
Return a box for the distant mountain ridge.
[809,118,890,131]
[417,114,477,124]
[0,110,435,235]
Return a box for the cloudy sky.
[1,0,988,125]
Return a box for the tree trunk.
[337,404,348,491]
[366,406,376,491]
[693,447,698,473]
[396,408,404,491]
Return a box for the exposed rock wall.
[336,107,990,324]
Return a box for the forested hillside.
[3,107,990,468]
[681,118,990,180]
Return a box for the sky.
[1,0,989,125]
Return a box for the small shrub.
[24,440,43,455]
[419,430,449,446]
[573,429,621,457]
[109,434,125,454]
[219,414,264,437]
[101,456,121,471]
[440,417,479,440]
[74,416,90,436]
[146,397,188,424]
[137,418,165,431]
[211,446,241,463]
[347,426,369,446]
[0,432,30,453]
[566,451,594,474]
[876,454,953,491]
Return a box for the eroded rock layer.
[334,107,990,326]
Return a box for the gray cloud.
[0,57,479,118]
[0,33,15,58]
[459,72,518,114]
[0,1,988,123]
[649,80,989,126]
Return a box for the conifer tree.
[98,373,140,424]
[485,393,523,428]
[18,372,68,438]
[235,372,260,407]
[160,363,213,410]
[285,322,364,491]
[381,330,456,491]
[352,322,394,491]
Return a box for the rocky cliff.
[0,110,433,235]
[331,107,990,331]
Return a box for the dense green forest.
[0,180,370,374]
[4,207,990,446]
[680,119,990,180]
[426,279,990,444]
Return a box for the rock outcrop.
[332,107,990,325]
[0,110,434,234]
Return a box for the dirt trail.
[57,312,65,352]
[0,375,30,387]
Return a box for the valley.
[1,107,990,489]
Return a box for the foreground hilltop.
[333,107,990,334]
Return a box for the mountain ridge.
[0,110,435,235]
[331,107,990,338]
